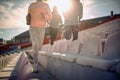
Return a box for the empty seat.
[60,53,78,62]
[73,61,118,80]
[108,25,120,32]
[59,39,72,53]
[41,44,53,52]
[53,39,71,53]
[76,56,118,70]
[38,51,48,69]
[108,28,120,37]
[103,32,120,59]
[67,40,81,54]
[78,31,94,43]
[95,32,108,39]
[52,41,61,53]
[80,36,101,56]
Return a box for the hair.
[53,6,59,14]
[53,6,57,11]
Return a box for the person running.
[49,6,62,45]
[26,0,52,73]
[63,0,83,41]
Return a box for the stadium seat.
[103,32,120,59]
[38,51,48,69]
[59,39,72,53]
[67,40,81,54]
[108,28,120,36]
[79,36,101,56]
[95,32,108,39]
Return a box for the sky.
[0,0,120,40]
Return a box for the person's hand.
[26,13,31,25]
[41,13,45,19]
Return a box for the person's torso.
[63,2,81,26]
[29,1,48,27]
[50,12,61,29]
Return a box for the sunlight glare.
[48,0,70,13]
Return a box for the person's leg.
[37,27,45,52]
[73,31,78,41]
[29,27,37,58]
[29,27,38,72]
[49,27,54,45]
[50,27,58,45]
[64,25,72,40]
[35,27,45,68]
[51,28,58,45]
[29,27,45,72]
[72,25,79,41]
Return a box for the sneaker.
[32,63,39,73]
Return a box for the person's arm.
[78,2,83,22]
[26,13,31,25]
[26,3,32,25]
[58,15,62,25]
[45,4,52,21]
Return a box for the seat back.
[59,39,72,53]
[67,40,81,54]
[103,32,120,59]
[80,36,101,56]
[95,32,108,39]
[108,28,120,37]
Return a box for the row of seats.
[0,53,18,70]
[26,18,120,80]
[36,34,119,80]
[36,34,120,79]
[41,29,120,59]
[39,18,120,63]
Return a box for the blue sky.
[0,0,120,40]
